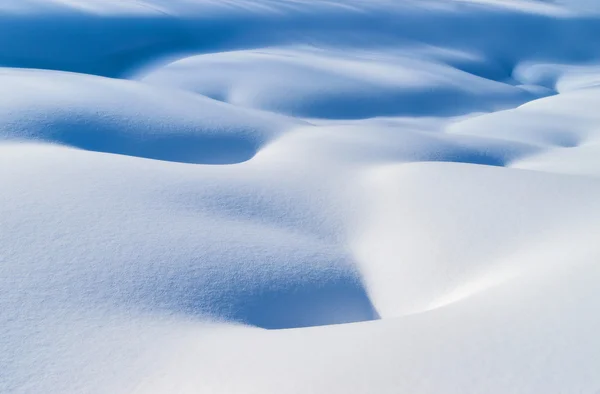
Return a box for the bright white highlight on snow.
[2,1,600,393]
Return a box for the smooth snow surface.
[2,1,600,393]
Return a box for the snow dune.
[2,1,600,393]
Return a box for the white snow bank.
[3,1,600,394]
[142,47,538,119]
[0,68,295,163]
[353,162,600,317]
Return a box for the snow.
[2,1,600,393]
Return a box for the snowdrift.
[2,1,600,393]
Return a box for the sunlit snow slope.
[2,1,600,393]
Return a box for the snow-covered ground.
[2,1,600,393]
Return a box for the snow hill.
[2,1,600,393]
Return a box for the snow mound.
[353,161,600,317]
[3,1,600,394]
[142,48,538,119]
[0,68,293,164]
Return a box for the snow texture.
[2,1,600,393]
